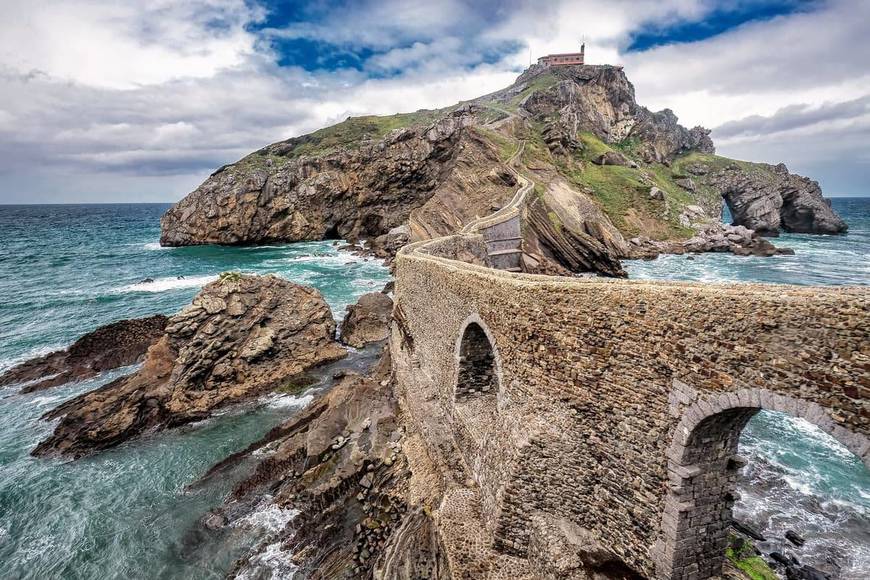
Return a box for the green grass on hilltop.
[476,127,518,163]
[285,109,452,158]
[576,131,614,160]
[555,132,695,239]
[670,151,777,217]
[229,107,456,171]
[506,72,560,111]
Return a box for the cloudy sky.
[0,0,867,203]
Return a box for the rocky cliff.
[160,112,471,247]
[160,64,846,274]
[695,160,847,235]
[33,274,346,458]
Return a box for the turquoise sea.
[0,199,867,578]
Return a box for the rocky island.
[33,274,346,458]
[160,64,846,276]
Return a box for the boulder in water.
[732,520,767,542]
[0,315,168,393]
[786,530,806,547]
[33,274,347,458]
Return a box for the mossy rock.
[726,534,778,580]
[276,373,318,395]
[218,271,243,284]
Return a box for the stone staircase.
[462,141,532,273]
[482,218,523,272]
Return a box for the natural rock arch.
[655,388,870,580]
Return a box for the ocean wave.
[233,500,299,534]
[234,540,299,580]
[116,275,216,293]
[278,252,365,266]
[142,242,168,251]
[260,392,314,410]
[0,344,61,375]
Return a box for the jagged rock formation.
[340,292,394,348]
[0,315,167,393]
[516,65,714,163]
[200,346,452,579]
[628,222,796,258]
[33,274,346,458]
[160,113,472,247]
[160,64,845,275]
[523,179,629,277]
[701,162,847,235]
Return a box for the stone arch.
[452,313,503,406]
[655,387,870,580]
[450,313,509,537]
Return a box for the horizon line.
[2,194,869,206]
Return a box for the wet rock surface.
[33,274,346,458]
[339,292,394,349]
[0,315,167,393]
[202,346,450,580]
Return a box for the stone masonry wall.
[392,236,868,579]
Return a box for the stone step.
[488,249,523,257]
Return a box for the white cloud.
[0,0,867,202]
[0,0,263,89]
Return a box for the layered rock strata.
[703,162,847,235]
[33,274,346,458]
[204,347,452,579]
[0,315,167,393]
[160,64,846,278]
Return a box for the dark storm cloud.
[714,96,870,139]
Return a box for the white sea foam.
[117,275,216,293]
[234,540,299,580]
[252,440,281,457]
[260,392,314,410]
[281,253,363,266]
[233,501,299,534]
[142,242,168,251]
[0,345,61,375]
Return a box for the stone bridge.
[390,167,868,578]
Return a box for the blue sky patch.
[270,37,375,71]
[627,0,823,51]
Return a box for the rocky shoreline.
[12,263,859,579]
[0,314,167,393]
[11,62,858,580]
[9,267,455,577]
